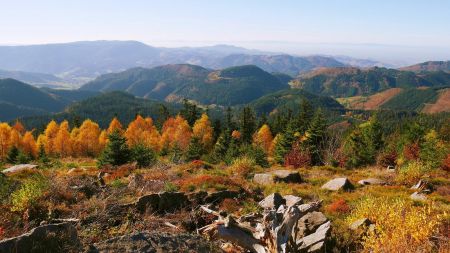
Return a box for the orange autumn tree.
[253,124,274,154]
[20,131,37,158]
[107,117,123,134]
[160,115,192,151]
[192,113,214,150]
[98,130,108,151]
[12,121,26,135]
[75,120,101,157]
[70,127,81,156]
[54,120,72,157]
[0,123,12,159]
[44,120,59,156]
[125,115,160,151]
[9,128,21,149]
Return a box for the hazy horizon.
[1,0,450,65]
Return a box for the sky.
[1,0,449,65]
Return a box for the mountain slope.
[249,88,345,115]
[400,61,450,73]
[0,69,64,88]
[293,67,450,97]
[81,64,289,105]
[214,54,344,76]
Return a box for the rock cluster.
[253,170,302,185]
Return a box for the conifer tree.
[239,106,256,144]
[98,130,130,167]
[273,123,296,164]
[304,108,327,165]
[185,137,204,161]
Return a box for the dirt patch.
[422,88,450,113]
[340,88,402,110]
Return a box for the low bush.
[396,161,430,185]
[10,174,49,212]
[347,196,448,252]
[228,156,257,178]
[326,198,350,214]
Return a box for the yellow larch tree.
[192,113,214,150]
[54,120,72,157]
[12,121,26,135]
[70,127,81,157]
[76,120,101,157]
[20,131,38,158]
[107,117,123,134]
[0,123,12,159]
[44,120,59,156]
[160,115,192,151]
[9,129,21,149]
[125,115,160,151]
[98,130,108,151]
[253,124,274,154]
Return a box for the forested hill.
[292,67,450,97]
[80,64,289,105]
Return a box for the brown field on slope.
[337,88,402,110]
[422,88,450,113]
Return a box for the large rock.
[253,170,302,185]
[321,178,353,191]
[259,193,285,210]
[0,222,80,252]
[90,232,221,253]
[358,178,386,186]
[284,195,303,207]
[298,221,331,252]
[2,164,38,175]
[135,192,189,213]
[294,212,328,239]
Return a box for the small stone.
[271,170,302,183]
[349,218,372,230]
[410,192,427,201]
[358,178,386,185]
[259,193,285,210]
[321,177,354,191]
[253,173,274,185]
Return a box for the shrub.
[220,198,240,213]
[228,156,256,178]
[442,154,450,172]
[347,196,447,252]
[284,142,311,168]
[177,174,242,192]
[130,143,157,168]
[11,175,49,212]
[396,161,430,185]
[403,142,420,161]
[239,145,268,167]
[377,150,397,167]
[6,146,19,164]
[326,198,350,214]
[163,182,180,192]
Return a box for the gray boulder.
[298,221,331,252]
[294,211,328,239]
[259,193,285,210]
[321,178,353,191]
[358,178,386,186]
[284,195,303,207]
[2,164,38,175]
[0,222,80,252]
[253,170,302,185]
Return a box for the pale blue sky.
[1,0,449,64]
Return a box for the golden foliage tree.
[107,117,123,134]
[192,113,214,150]
[12,121,26,135]
[70,127,81,157]
[0,123,12,159]
[76,120,101,157]
[20,131,37,157]
[44,120,59,156]
[125,115,161,151]
[160,115,192,151]
[54,120,72,157]
[253,124,274,154]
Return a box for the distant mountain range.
[81,64,290,106]
[0,40,384,86]
[0,69,65,88]
[399,61,450,73]
[292,67,450,97]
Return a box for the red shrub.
[220,198,240,213]
[326,199,350,214]
[404,142,420,161]
[377,150,398,167]
[441,154,450,172]
[0,227,4,238]
[284,142,311,168]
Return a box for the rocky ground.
[0,159,449,252]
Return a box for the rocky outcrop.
[358,178,386,185]
[284,195,303,207]
[2,164,38,175]
[297,221,331,252]
[0,222,80,253]
[294,211,328,239]
[136,192,189,213]
[253,170,302,185]
[258,193,285,209]
[321,177,354,191]
[89,232,221,253]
